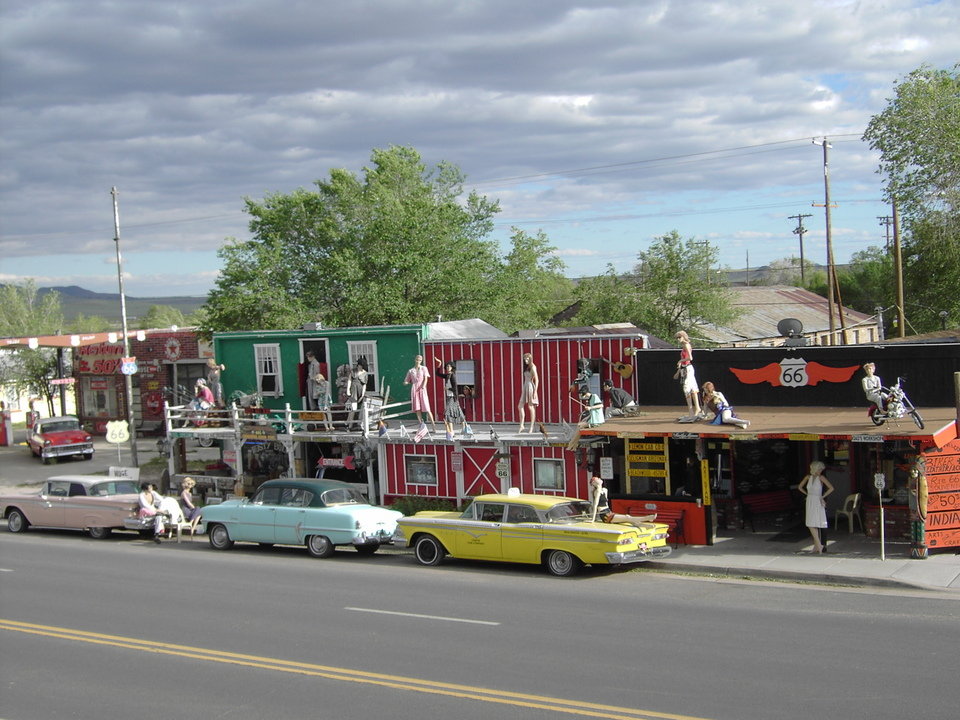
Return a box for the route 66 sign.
[778,358,809,387]
[121,357,138,375]
[105,420,130,444]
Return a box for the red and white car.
[27,416,94,464]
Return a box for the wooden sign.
[925,527,960,549]
[926,473,960,494]
[926,509,960,531]
[926,491,960,513]
[924,454,960,475]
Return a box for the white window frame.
[254,344,283,397]
[405,454,438,486]
[347,341,379,392]
[533,458,565,491]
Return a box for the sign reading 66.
[105,420,130,444]
[778,358,809,388]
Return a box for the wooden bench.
[739,490,797,532]
[612,501,686,547]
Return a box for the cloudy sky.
[1,0,956,298]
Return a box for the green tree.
[139,305,187,330]
[902,214,960,332]
[201,146,504,333]
[68,313,114,333]
[863,64,959,222]
[0,281,66,416]
[485,229,572,333]
[569,231,738,339]
[863,64,960,332]
[835,247,895,334]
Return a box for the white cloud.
[1,0,956,293]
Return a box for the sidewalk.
[645,527,960,592]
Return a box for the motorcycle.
[868,376,924,429]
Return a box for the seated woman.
[589,477,657,527]
[179,477,199,522]
[700,382,750,428]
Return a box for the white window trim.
[254,343,284,397]
[533,458,566,492]
[405,453,438,486]
[346,340,379,392]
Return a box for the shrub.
[389,495,458,516]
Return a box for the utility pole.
[892,200,906,338]
[812,138,839,344]
[788,213,812,283]
[111,187,139,467]
[878,215,893,252]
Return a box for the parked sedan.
[27,416,94,464]
[1,475,141,539]
[199,479,403,558]
[396,490,672,576]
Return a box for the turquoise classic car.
[200,479,402,558]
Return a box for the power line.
[471,133,864,186]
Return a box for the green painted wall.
[212,325,426,409]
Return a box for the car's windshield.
[320,487,366,505]
[545,501,593,523]
[39,421,80,433]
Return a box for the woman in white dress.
[798,460,835,553]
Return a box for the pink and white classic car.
[1,475,141,539]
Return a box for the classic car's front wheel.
[83,452,93,461]
[413,535,446,566]
[7,509,29,533]
[545,549,582,577]
[354,542,380,556]
[208,523,234,551]
[88,527,112,540]
[307,535,335,558]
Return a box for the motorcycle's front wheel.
[870,408,886,426]
[910,410,925,430]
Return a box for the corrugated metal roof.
[700,286,876,345]
[426,318,508,340]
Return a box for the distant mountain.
[36,285,207,325]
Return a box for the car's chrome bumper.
[352,527,397,545]
[41,443,93,459]
[605,545,672,564]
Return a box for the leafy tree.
[484,229,572,333]
[139,305,187,330]
[863,64,959,222]
[902,214,960,332]
[836,247,895,333]
[201,146,505,333]
[69,313,114,333]
[759,256,816,287]
[863,64,960,332]
[569,231,738,340]
[0,281,66,416]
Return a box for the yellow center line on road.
[1,618,713,720]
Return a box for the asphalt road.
[1,529,957,720]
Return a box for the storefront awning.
[583,406,959,449]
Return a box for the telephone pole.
[788,213,812,283]
[878,215,893,252]
[812,138,841,344]
[892,201,906,338]
[111,187,139,467]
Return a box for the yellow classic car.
[395,490,671,576]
